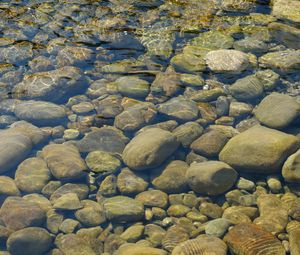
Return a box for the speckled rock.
[7,227,52,255]
[103,196,144,222]
[152,160,189,193]
[15,157,51,193]
[254,93,300,129]
[0,197,46,231]
[186,161,238,195]
[205,50,249,73]
[122,128,179,170]
[220,125,299,173]
[41,144,87,181]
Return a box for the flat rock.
[15,157,51,193]
[259,50,300,72]
[254,93,300,129]
[220,125,299,173]
[7,227,52,255]
[103,196,144,222]
[13,66,86,102]
[172,235,227,255]
[0,197,46,231]
[282,149,300,183]
[115,76,150,98]
[122,128,179,170]
[205,49,249,73]
[14,100,66,126]
[272,0,300,23]
[186,161,238,196]
[224,223,285,255]
[41,144,87,181]
[118,244,167,255]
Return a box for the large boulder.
[254,93,300,129]
[219,125,299,173]
[122,128,179,170]
[41,144,87,181]
[186,161,238,196]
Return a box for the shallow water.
[0,0,300,254]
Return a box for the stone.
[171,53,206,73]
[114,102,157,132]
[254,93,300,129]
[191,130,229,157]
[205,49,249,73]
[229,102,253,118]
[0,43,33,65]
[152,160,189,194]
[71,102,94,114]
[56,234,96,255]
[259,50,300,72]
[15,157,51,193]
[56,46,93,67]
[162,225,189,252]
[172,122,203,148]
[120,225,144,242]
[144,224,166,246]
[75,200,106,227]
[136,190,168,209]
[7,227,52,255]
[0,129,32,173]
[219,125,299,173]
[224,223,285,255]
[50,183,89,203]
[180,74,204,87]
[76,126,128,153]
[46,209,64,234]
[288,198,300,220]
[199,202,223,219]
[0,176,20,202]
[255,69,280,91]
[229,75,264,102]
[53,193,83,211]
[14,100,66,126]
[86,151,121,174]
[167,204,191,217]
[286,221,300,255]
[158,96,199,122]
[266,176,282,193]
[216,96,230,117]
[103,196,144,222]
[222,206,257,225]
[0,197,46,231]
[172,235,227,255]
[122,128,179,170]
[41,144,87,181]
[189,88,225,103]
[117,168,148,195]
[254,194,288,234]
[221,0,256,12]
[186,161,238,195]
[236,177,255,191]
[59,219,79,234]
[98,175,117,197]
[13,66,86,102]
[23,194,52,212]
[234,37,268,53]
[205,218,230,238]
[272,0,300,23]
[115,76,150,98]
[118,244,167,255]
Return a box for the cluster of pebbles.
[0,0,300,254]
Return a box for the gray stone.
[220,125,299,173]
[186,161,238,195]
[7,227,52,255]
[254,93,300,129]
[122,128,179,170]
[205,219,230,238]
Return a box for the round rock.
[122,128,179,171]
[186,161,238,195]
[282,149,300,183]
